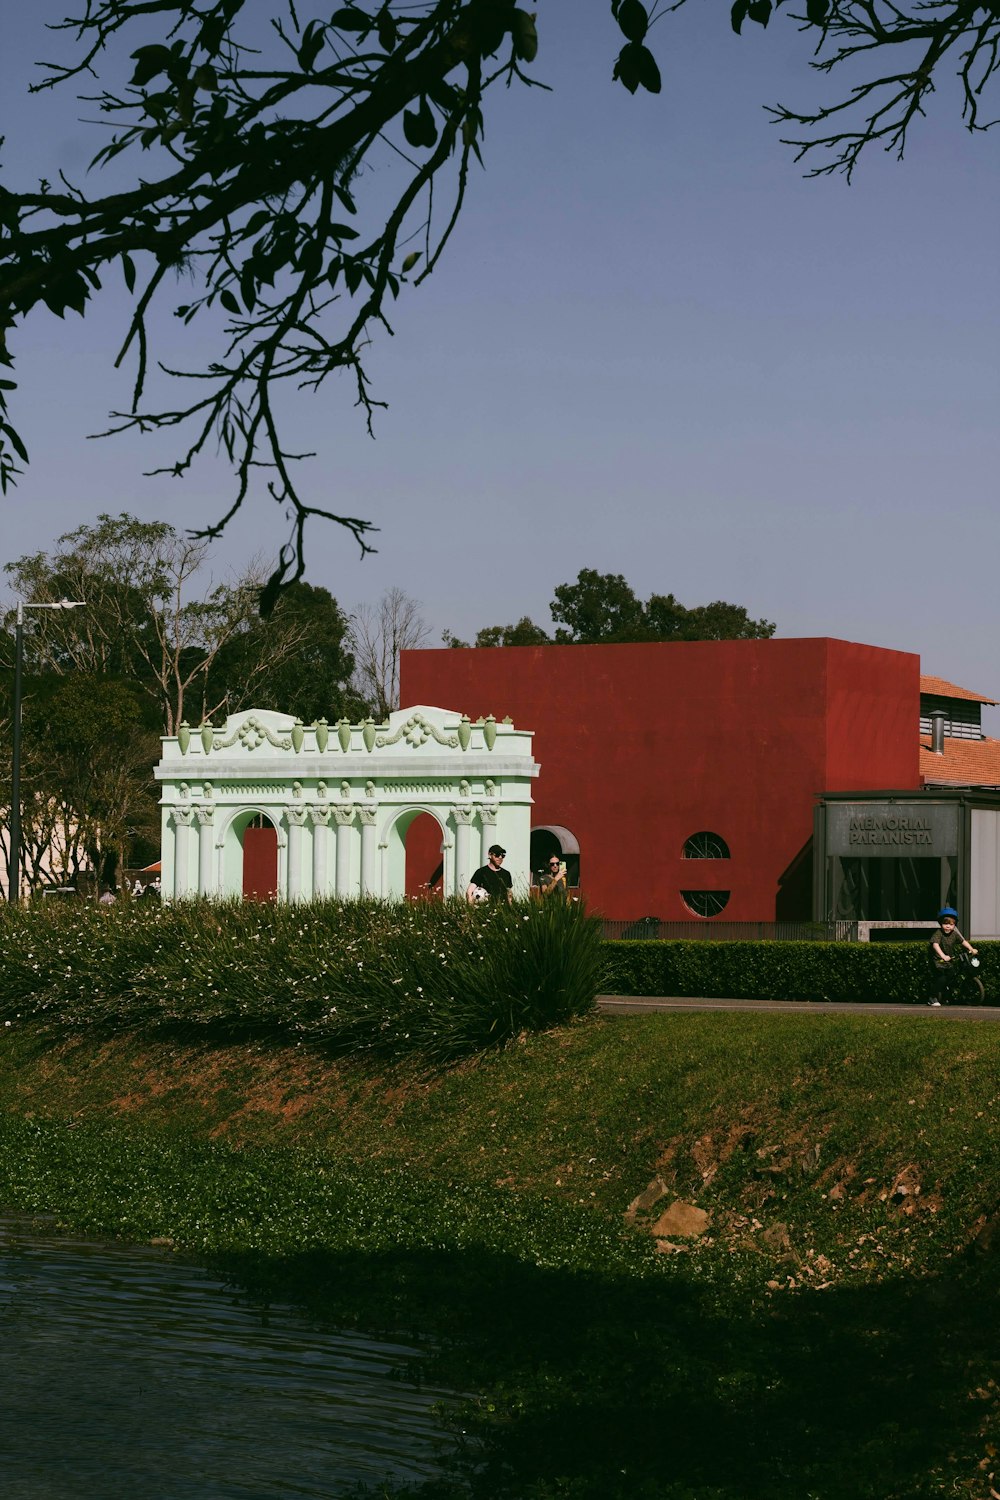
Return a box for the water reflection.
[0,1217,453,1498]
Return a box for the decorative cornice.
[212,715,292,753]
[376,712,459,750]
[382,780,453,794]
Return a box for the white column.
[196,806,215,896]
[359,805,379,897]
[333,805,355,897]
[479,803,498,867]
[453,805,475,896]
[441,834,454,902]
[173,808,195,899]
[286,808,308,901]
[310,806,332,900]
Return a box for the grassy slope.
[2,1010,1000,1498]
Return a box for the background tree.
[2,513,346,733]
[443,616,551,648]
[451,569,775,645]
[550,571,649,645]
[349,588,431,719]
[1,2,993,592]
[672,598,777,642]
[1,512,360,890]
[205,580,364,724]
[0,670,159,896]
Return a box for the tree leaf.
[613,43,641,95]
[121,253,137,294]
[298,20,326,72]
[636,43,661,93]
[129,45,172,88]
[617,0,648,43]
[403,98,437,148]
[258,569,285,618]
[614,42,660,95]
[511,10,539,62]
[331,7,370,32]
[1,421,29,464]
[239,264,257,311]
[219,288,241,315]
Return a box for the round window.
[681,890,731,918]
[683,832,730,859]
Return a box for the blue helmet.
[937,907,959,921]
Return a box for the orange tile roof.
[920,674,998,705]
[920,736,1000,786]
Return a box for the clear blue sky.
[2,5,998,720]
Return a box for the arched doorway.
[530,825,581,890]
[383,807,449,901]
[403,811,445,899]
[241,812,278,901]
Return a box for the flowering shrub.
[0,898,601,1061]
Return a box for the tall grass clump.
[0,897,602,1061]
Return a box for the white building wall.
[970,809,1000,937]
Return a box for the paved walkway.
[597,995,1000,1020]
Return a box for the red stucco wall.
[399,638,920,921]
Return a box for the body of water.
[0,1217,456,1498]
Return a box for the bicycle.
[932,948,986,1005]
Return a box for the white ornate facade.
[155,705,539,902]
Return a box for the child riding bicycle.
[928,906,978,1006]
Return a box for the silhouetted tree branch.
[0,1,993,602]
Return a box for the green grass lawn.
[2,1010,999,1498]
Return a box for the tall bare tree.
[349,587,431,719]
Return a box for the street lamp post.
[7,599,85,903]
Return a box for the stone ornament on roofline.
[376,711,460,750]
[210,715,293,753]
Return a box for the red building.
[400,637,920,922]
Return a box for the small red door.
[243,823,278,901]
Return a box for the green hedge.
[0,898,603,1060]
[601,938,999,1005]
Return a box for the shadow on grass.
[210,1239,999,1500]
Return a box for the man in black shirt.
[467,844,513,905]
